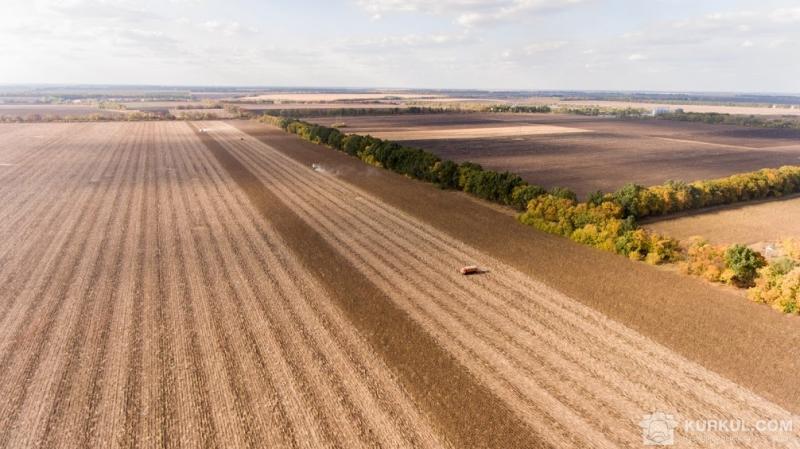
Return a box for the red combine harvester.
[460,265,481,275]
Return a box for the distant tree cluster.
[518,193,679,264]
[679,239,766,287]
[484,105,551,113]
[656,111,800,129]
[261,106,450,119]
[749,239,800,313]
[97,101,128,110]
[175,102,223,110]
[173,111,219,120]
[610,167,800,219]
[557,106,648,117]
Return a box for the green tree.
[725,245,767,287]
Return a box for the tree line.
[609,167,800,220]
[655,111,800,129]
[261,106,453,119]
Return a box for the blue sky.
[1,0,799,92]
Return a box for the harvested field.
[0,121,448,449]
[3,119,800,448]
[645,195,800,246]
[199,121,800,448]
[310,113,800,197]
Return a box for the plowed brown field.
[1,120,799,448]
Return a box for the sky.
[1,0,799,92]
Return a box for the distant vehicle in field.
[460,265,481,275]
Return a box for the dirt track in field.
[0,122,449,449]
[200,121,800,448]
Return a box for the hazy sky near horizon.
[1,0,799,92]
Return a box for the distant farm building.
[651,107,671,116]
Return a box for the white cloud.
[356,0,588,26]
[524,40,568,54]
[770,7,800,23]
[339,32,471,52]
[199,20,257,36]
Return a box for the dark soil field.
[310,113,800,198]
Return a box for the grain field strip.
[137,121,178,449]
[195,123,547,449]
[50,123,149,449]
[183,123,389,448]
[144,121,216,448]
[0,122,140,447]
[85,122,218,449]
[33,123,145,449]
[208,122,800,448]
[176,126,310,447]
[117,121,152,449]
[183,122,446,448]
[153,122,180,448]
[175,124,292,449]
[178,126,354,448]
[169,127,263,448]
